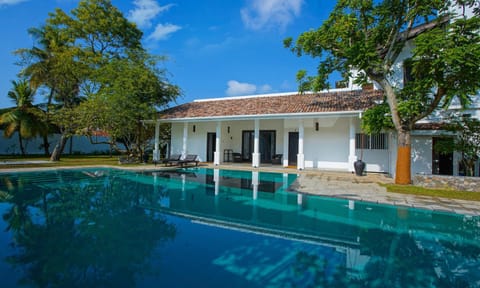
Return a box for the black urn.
[354,160,366,176]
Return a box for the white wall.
[171,120,286,163]
[170,122,214,162]
[304,117,350,169]
[411,136,433,175]
[0,131,112,155]
[170,117,393,173]
[450,3,476,18]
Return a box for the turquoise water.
[0,167,479,287]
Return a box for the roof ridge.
[193,88,365,103]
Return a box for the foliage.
[436,114,480,176]
[285,0,480,184]
[0,80,48,156]
[14,0,179,160]
[75,51,180,155]
[361,102,394,134]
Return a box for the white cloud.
[241,0,303,30]
[128,0,174,29]
[226,81,273,96]
[147,23,181,41]
[226,80,257,96]
[259,84,272,93]
[0,0,28,6]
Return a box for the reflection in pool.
[0,167,479,287]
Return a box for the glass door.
[242,130,276,163]
[206,133,216,162]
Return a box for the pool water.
[0,167,479,287]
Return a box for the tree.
[285,0,480,184]
[0,80,48,155]
[15,0,146,161]
[73,51,180,157]
[436,114,480,176]
[15,26,68,155]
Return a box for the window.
[403,59,414,84]
[356,133,388,150]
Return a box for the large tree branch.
[413,87,446,123]
[373,77,404,132]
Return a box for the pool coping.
[1,163,479,216]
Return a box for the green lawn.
[0,155,122,169]
[380,183,480,202]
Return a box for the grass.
[0,155,123,169]
[380,183,480,202]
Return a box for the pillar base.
[252,153,260,168]
[153,149,160,162]
[214,151,220,165]
[297,153,305,170]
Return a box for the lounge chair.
[178,154,199,167]
[272,154,283,165]
[161,154,182,166]
[232,153,243,162]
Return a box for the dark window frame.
[356,133,388,150]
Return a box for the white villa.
[152,4,479,178]
[152,85,478,178]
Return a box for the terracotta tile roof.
[414,122,447,130]
[159,90,384,120]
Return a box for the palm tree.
[16,26,85,161]
[0,80,47,155]
[15,27,60,156]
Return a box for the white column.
[214,122,221,165]
[153,121,160,161]
[252,119,260,168]
[297,193,303,206]
[214,168,220,195]
[453,151,461,176]
[252,171,259,200]
[283,127,289,167]
[182,122,188,158]
[297,120,305,170]
[348,118,358,172]
[348,200,355,210]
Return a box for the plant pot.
[354,160,366,176]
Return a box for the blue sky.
[0,0,336,108]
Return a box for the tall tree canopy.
[285,0,480,184]
[15,0,179,160]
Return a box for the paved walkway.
[290,171,480,216]
[1,162,479,216]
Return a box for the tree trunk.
[395,130,411,184]
[379,79,412,185]
[18,131,25,156]
[50,133,69,161]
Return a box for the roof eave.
[157,110,364,123]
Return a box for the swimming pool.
[0,167,479,287]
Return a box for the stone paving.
[290,171,480,216]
